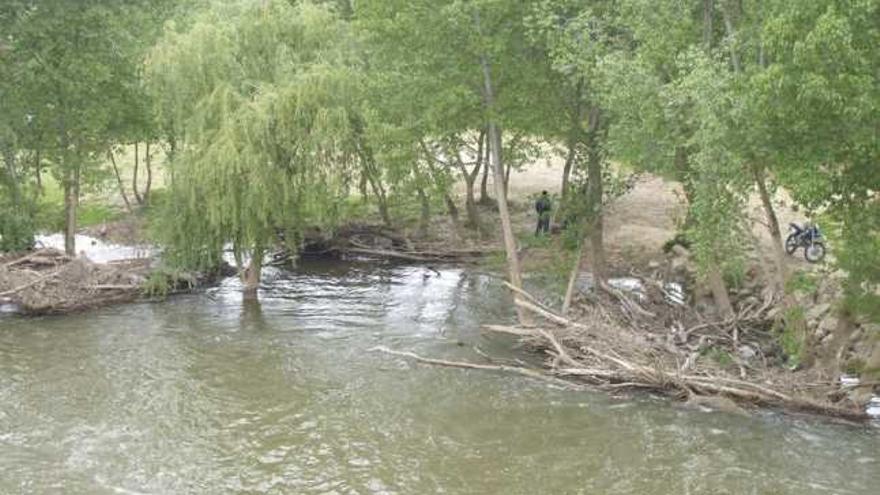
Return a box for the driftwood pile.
[374,281,870,421]
[0,249,148,314]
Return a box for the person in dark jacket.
[535,191,552,235]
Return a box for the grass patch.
[786,270,819,296]
[78,203,123,227]
[703,346,734,367]
[778,305,806,368]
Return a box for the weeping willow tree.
[146,1,356,299]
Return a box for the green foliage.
[77,204,122,228]
[722,260,747,291]
[147,0,357,270]
[779,306,807,367]
[702,347,734,368]
[755,0,880,321]
[0,205,34,251]
[519,231,554,250]
[786,270,819,296]
[1,0,181,253]
[141,267,193,300]
[3,0,874,324]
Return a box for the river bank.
[2,171,878,421]
[2,260,878,494]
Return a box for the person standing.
[535,191,552,235]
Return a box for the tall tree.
[3,0,173,255]
[147,0,357,299]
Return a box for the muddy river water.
[1,260,878,494]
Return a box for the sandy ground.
[95,142,813,273]
[490,158,811,270]
[472,159,683,264]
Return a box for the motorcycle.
[785,222,826,263]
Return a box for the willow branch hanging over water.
[145,1,359,299]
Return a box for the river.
[1,260,878,494]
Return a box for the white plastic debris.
[664,282,686,306]
[840,375,861,388]
[866,397,880,418]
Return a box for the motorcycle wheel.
[785,234,798,255]
[804,242,826,263]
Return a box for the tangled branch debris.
[0,249,149,314]
[375,280,870,421]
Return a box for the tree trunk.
[132,142,143,205]
[34,148,42,195]
[242,243,264,301]
[358,171,369,199]
[369,175,392,227]
[349,114,391,227]
[721,8,740,72]
[674,146,698,230]
[144,141,153,205]
[463,175,480,229]
[861,338,880,383]
[360,157,391,226]
[444,194,459,222]
[585,106,606,282]
[359,152,391,227]
[455,132,483,230]
[417,185,430,238]
[166,133,177,187]
[108,149,133,213]
[63,164,79,257]
[721,0,742,73]
[475,14,527,323]
[421,139,459,223]
[707,266,734,318]
[562,241,585,316]
[479,157,491,205]
[561,140,575,204]
[57,120,77,256]
[561,79,584,209]
[503,160,512,198]
[753,164,786,290]
[703,0,714,51]
[1,144,22,207]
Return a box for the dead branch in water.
[341,245,490,263]
[513,299,587,329]
[369,346,577,389]
[344,247,436,262]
